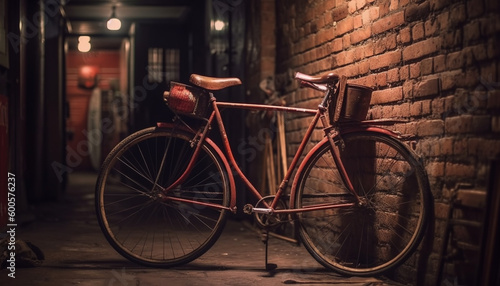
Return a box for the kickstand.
[262,230,277,271]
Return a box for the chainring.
[254,196,288,229]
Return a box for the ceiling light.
[107,6,121,31]
[78,36,91,52]
[214,20,225,31]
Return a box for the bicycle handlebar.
[295,71,339,109]
[299,81,328,92]
[294,71,339,85]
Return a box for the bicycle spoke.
[295,132,429,276]
[96,127,229,267]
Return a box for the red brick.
[431,97,445,116]
[421,58,433,75]
[387,68,399,83]
[399,0,409,8]
[410,62,421,79]
[450,3,467,27]
[324,0,336,10]
[400,65,410,80]
[422,99,432,115]
[315,28,334,46]
[385,33,397,50]
[342,34,351,49]
[362,41,374,57]
[446,51,464,70]
[369,6,380,20]
[333,50,355,66]
[440,70,462,91]
[348,0,357,13]
[462,67,480,88]
[427,161,445,177]
[362,9,371,25]
[405,1,430,22]
[402,37,441,61]
[374,38,387,55]
[332,64,359,78]
[403,80,413,99]
[417,119,444,136]
[370,86,403,104]
[393,102,410,117]
[331,3,349,21]
[358,60,370,75]
[434,55,446,72]
[352,74,376,87]
[375,72,387,87]
[453,138,468,155]
[332,37,343,52]
[354,14,363,28]
[440,137,454,155]
[350,26,372,44]
[369,50,401,70]
[356,0,367,10]
[398,27,411,44]
[418,136,441,157]
[414,78,440,98]
[353,43,372,61]
[445,115,474,134]
[412,22,425,41]
[372,11,405,35]
[445,162,475,177]
[424,18,438,37]
[389,0,399,11]
[442,29,462,49]
[334,16,354,36]
[410,101,422,117]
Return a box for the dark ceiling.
[63,0,194,50]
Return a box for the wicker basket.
[164,82,210,118]
[334,83,373,122]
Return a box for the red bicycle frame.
[158,94,403,215]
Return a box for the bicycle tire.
[95,126,230,267]
[294,132,431,276]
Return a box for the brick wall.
[272,0,500,284]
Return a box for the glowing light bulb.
[107,17,121,30]
[214,20,224,31]
[78,36,91,52]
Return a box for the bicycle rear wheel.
[294,132,430,276]
[96,126,230,267]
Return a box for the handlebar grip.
[300,81,328,92]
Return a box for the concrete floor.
[0,172,403,286]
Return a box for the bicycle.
[95,71,431,277]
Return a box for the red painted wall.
[66,50,121,171]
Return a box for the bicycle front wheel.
[294,132,431,276]
[96,126,230,267]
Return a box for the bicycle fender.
[156,122,237,212]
